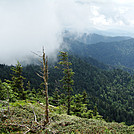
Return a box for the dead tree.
[37,47,49,125]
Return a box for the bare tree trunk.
[45,86,49,123]
[42,48,49,124]
[36,47,49,125]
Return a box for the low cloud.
[0,0,134,64]
[0,0,63,64]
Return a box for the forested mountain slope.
[65,38,134,69]
[0,54,134,125]
[78,33,131,44]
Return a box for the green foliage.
[0,100,45,133]
[47,114,134,134]
[58,51,74,91]
[71,94,88,117]
[82,90,88,104]
[66,37,134,69]
[0,80,7,100]
[50,88,60,106]
[57,51,74,115]
[6,61,27,100]
[0,55,134,125]
[70,93,101,119]
[0,100,133,134]
[0,80,16,102]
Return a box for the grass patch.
[0,100,134,133]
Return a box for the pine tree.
[52,87,60,106]
[26,81,31,91]
[7,61,26,100]
[58,51,74,115]
[82,90,88,104]
[71,94,86,117]
[93,106,98,116]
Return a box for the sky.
[0,0,134,64]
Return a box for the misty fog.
[0,0,134,64]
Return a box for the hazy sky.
[0,0,134,64]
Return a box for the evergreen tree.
[7,61,26,100]
[26,81,31,91]
[0,80,3,99]
[0,80,7,100]
[93,106,98,116]
[71,93,94,118]
[26,81,34,100]
[52,87,60,106]
[58,51,74,115]
[59,93,66,105]
[71,94,87,117]
[82,90,88,104]
[0,79,16,102]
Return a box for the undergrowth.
[0,100,134,134]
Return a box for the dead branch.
[29,103,37,122]
[38,71,44,76]
[36,73,44,79]
[31,51,42,58]
[33,109,37,122]
[24,127,31,134]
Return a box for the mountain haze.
[64,33,134,69]
[64,32,131,44]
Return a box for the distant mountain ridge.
[64,31,131,44]
[77,33,131,44]
[63,32,134,69]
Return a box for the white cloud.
[0,0,134,64]
[0,0,63,64]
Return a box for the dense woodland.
[0,53,134,127]
[64,33,134,69]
